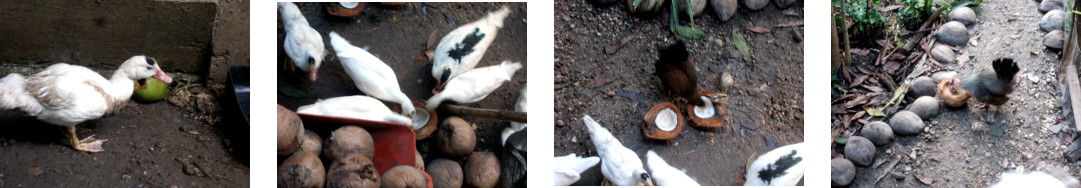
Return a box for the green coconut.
[133,78,168,102]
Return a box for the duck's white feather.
[646,150,700,186]
[582,115,653,186]
[554,153,601,186]
[296,95,412,126]
[502,86,527,145]
[431,6,511,87]
[426,61,520,110]
[329,32,416,122]
[280,2,326,80]
[744,142,805,186]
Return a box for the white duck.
[0,56,173,152]
[744,142,805,186]
[431,6,511,92]
[296,95,413,127]
[646,150,701,186]
[553,153,601,186]
[328,31,416,123]
[501,86,526,146]
[425,61,520,110]
[992,171,1075,188]
[280,2,326,81]
[581,115,654,186]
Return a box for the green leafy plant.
[837,0,887,38]
[898,0,933,28]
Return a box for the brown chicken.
[962,58,1020,107]
[655,40,703,106]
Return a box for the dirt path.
[554,1,804,185]
[849,1,1079,187]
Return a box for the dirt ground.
[0,67,249,187]
[274,2,528,185]
[554,0,804,186]
[0,0,250,187]
[837,0,1081,187]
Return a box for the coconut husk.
[643,102,683,140]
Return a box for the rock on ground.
[937,21,969,46]
[1045,30,1065,51]
[1041,10,1064,32]
[908,96,941,119]
[741,0,767,10]
[832,158,856,187]
[931,44,956,64]
[948,7,977,25]
[909,76,937,98]
[889,111,924,136]
[861,121,894,146]
[712,0,738,21]
[1040,0,1064,13]
[844,136,876,166]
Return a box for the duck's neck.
[108,70,136,103]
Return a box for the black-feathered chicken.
[655,41,703,106]
[962,58,1020,107]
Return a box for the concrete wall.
[208,0,250,85]
[0,0,217,74]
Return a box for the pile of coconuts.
[277,105,428,188]
[279,104,505,188]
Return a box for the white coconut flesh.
[655,108,678,132]
[412,108,430,130]
[693,96,715,118]
[340,2,360,9]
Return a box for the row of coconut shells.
[643,91,729,140]
[832,87,954,186]
[1038,0,1066,51]
[929,6,977,64]
[627,0,798,21]
[277,105,502,188]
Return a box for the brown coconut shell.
[687,91,729,131]
[326,2,365,18]
[938,78,971,108]
[412,99,438,140]
[642,102,683,140]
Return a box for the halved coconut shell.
[643,102,683,140]
[688,91,729,131]
[411,99,438,140]
[326,2,365,17]
[938,78,971,108]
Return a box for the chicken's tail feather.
[992,58,1020,82]
[658,40,689,65]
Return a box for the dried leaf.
[590,74,617,88]
[605,30,640,54]
[849,75,869,88]
[850,48,871,56]
[748,26,770,33]
[862,85,885,92]
[957,50,970,67]
[916,174,934,185]
[864,107,885,117]
[775,20,803,27]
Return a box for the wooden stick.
[439,104,527,123]
[901,7,946,51]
